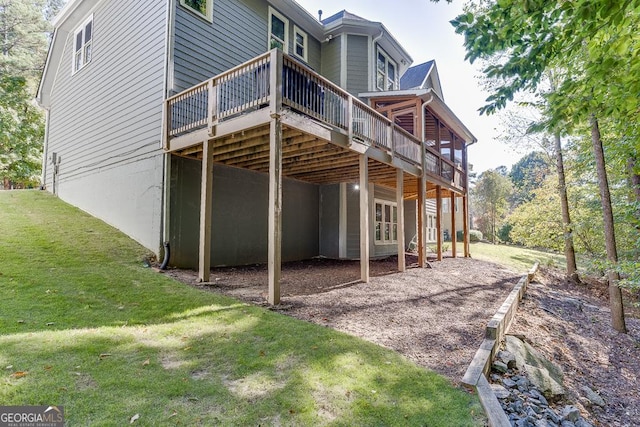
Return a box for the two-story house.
[37,0,476,304]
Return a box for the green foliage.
[0,76,44,187]
[469,230,483,243]
[497,223,512,244]
[509,151,551,206]
[0,0,51,83]
[472,169,513,243]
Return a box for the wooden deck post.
[436,185,443,261]
[417,176,426,267]
[451,192,457,258]
[268,47,283,306]
[396,169,405,272]
[198,140,214,282]
[268,117,283,305]
[359,154,370,282]
[463,194,470,257]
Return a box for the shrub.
[469,230,483,242]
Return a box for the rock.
[492,360,509,373]
[503,377,518,388]
[560,421,576,427]
[561,405,580,422]
[545,408,561,424]
[524,364,565,401]
[536,420,558,427]
[580,386,605,408]
[530,389,549,406]
[575,419,594,427]
[517,376,532,392]
[490,383,511,399]
[498,350,518,369]
[506,335,564,382]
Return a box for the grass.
[469,241,570,272]
[0,191,484,426]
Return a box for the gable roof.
[321,10,369,26]
[399,60,444,100]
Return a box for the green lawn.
[469,241,569,272]
[0,191,484,426]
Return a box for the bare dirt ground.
[508,269,640,427]
[164,256,640,426]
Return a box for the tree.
[472,169,512,243]
[509,151,550,206]
[0,75,44,187]
[450,0,637,333]
[0,0,61,188]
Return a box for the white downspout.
[371,30,384,90]
[41,109,50,190]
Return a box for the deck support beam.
[436,185,443,261]
[451,192,457,258]
[463,194,470,257]
[268,117,283,305]
[359,154,370,282]
[198,140,214,282]
[396,169,405,272]
[417,175,427,267]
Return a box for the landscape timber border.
[461,262,540,427]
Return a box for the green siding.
[320,34,341,86]
[346,34,369,95]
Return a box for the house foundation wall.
[169,156,320,268]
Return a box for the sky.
[294,0,525,173]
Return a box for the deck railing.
[164,49,464,188]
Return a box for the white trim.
[374,198,398,245]
[340,34,347,88]
[179,0,213,22]
[339,183,347,258]
[268,6,289,51]
[72,14,94,75]
[292,25,308,62]
[375,46,398,91]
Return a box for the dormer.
[319,10,412,97]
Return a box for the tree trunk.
[590,115,626,333]
[554,132,580,283]
[628,157,640,229]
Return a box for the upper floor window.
[376,48,397,91]
[293,25,307,61]
[269,7,288,50]
[73,15,93,74]
[180,0,213,22]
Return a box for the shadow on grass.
[0,302,484,426]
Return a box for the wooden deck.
[162,49,472,304]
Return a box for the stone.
[536,420,558,427]
[490,383,511,399]
[575,419,594,427]
[498,350,518,369]
[524,364,565,400]
[545,408,561,424]
[580,386,605,408]
[561,405,580,423]
[530,389,549,406]
[493,360,509,373]
[506,335,564,382]
[560,421,576,427]
[503,377,518,388]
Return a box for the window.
[268,7,288,51]
[73,16,93,74]
[180,0,213,21]
[293,25,307,61]
[375,200,398,244]
[376,48,398,91]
